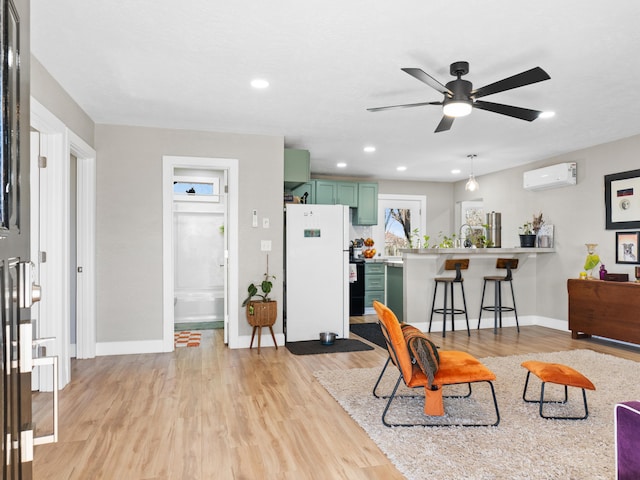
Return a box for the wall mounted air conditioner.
[523,162,577,191]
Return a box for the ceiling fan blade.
[473,100,542,121]
[367,101,441,112]
[401,68,452,95]
[472,67,550,99]
[434,115,454,133]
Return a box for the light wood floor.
[32,318,640,479]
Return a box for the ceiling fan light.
[465,174,479,192]
[443,100,472,117]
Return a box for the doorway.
[30,98,97,390]
[173,170,226,331]
[162,156,239,350]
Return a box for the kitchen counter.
[385,260,404,268]
[400,247,555,254]
[400,248,556,332]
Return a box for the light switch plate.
[252,209,258,227]
[263,217,270,228]
[261,240,272,251]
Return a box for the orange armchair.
[372,301,500,427]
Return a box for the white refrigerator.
[285,204,350,342]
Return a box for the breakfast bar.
[399,248,555,332]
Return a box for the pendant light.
[465,154,479,192]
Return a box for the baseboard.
[413,315,568,334]
[96,339,166,356]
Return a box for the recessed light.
[251,78,269,89]
[451,169,461,174]
[337,162,347,168]
[396,166,407,172]
[539,111,555,119]
[363,146,376,153]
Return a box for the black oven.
[349,259,365,316]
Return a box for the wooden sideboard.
[567,279,640,344]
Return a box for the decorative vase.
[519,234,537,248]
[584,243,600,280]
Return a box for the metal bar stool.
[477,258,520,333]
[429,259,470,337]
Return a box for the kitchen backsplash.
[349,209,373,241]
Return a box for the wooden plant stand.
[246,301,278,353]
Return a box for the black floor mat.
[285,338,373,355]
[350,322,386,349]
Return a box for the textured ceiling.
[31,0,640,182]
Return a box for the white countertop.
[401,247,555,254]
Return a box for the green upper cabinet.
[290,181,315,204]
[354,182,378,225]
[314,180,337,204]
[336,181,358,207]
[296,179,378,224]
[313,180,358,207]
[284,149,310,189]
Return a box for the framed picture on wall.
[605,169,640,230]
[615,231,640,264]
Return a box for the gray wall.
[31,53,640,343]
[95,125,284,342]
[453,134,640,323]
[30,55,95,148]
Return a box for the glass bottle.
[599,264,607,280]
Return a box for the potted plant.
[467,226,492,248]
[519,221,537,247]
[242,257,277,328]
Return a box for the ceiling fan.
[367,61,550,132]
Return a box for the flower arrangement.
[532,212,544,233]
[520,213,544,235]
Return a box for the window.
[373,195,426,256]
[173,176,220,202]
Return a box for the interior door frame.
[30,97,97,390]
[162,156,239,350]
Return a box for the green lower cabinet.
[386,265,403,322]
[364,262,385,311]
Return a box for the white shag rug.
[314,350,640,480]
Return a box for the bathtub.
[174,288,224,323]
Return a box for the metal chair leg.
[509,280,520,332]
[460,282,470,336]
[442,282,448,337]
[373,356,392,398]
[522,372,588,420]
[477,279,487,328]
[494,280,500,333]
[381,378,501,427]
[428,282,438,332]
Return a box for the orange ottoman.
[521,360,596,420]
